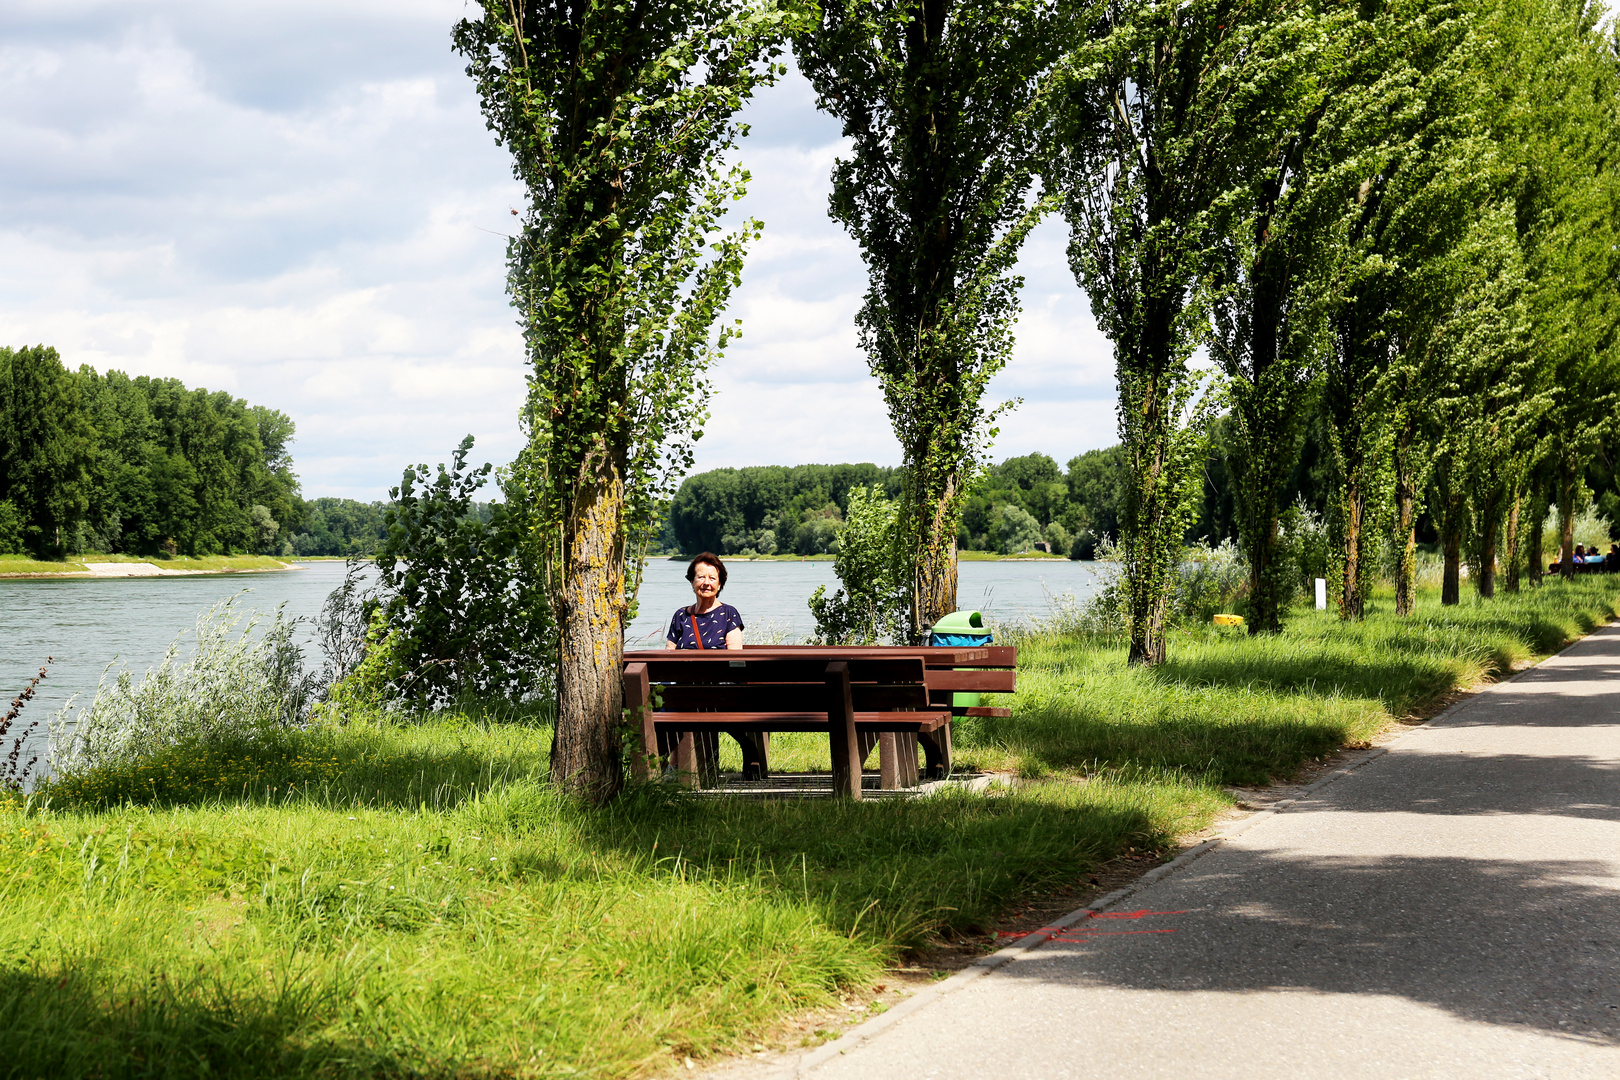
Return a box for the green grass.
[4,714,1210,1079]
[0,554,90,574]
[3,576,1615,1078]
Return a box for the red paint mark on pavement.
[995,909,1191,943]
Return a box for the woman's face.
[690,563,721,603]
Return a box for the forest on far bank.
[0,344,499,560]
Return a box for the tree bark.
[1475,490,1499,599]
[1557,466,1577,579]
[1338,476,1366,621]
[551,458,627,804]
[1503,488,1522,593]
[908,467,960,638]
[1527,481,1546,588]
[1393,459,1418,617]
[1440,493,1462,606]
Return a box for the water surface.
[2,557,1105,732]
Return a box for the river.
[1,557,1107,747]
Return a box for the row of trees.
[0,346,302,558]
[451,0,1619,799]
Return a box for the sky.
[0,0,1119,502]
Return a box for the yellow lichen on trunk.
[552,455,627,804]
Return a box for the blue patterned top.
[667,603,744,649]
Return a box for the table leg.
[824,662,862,800]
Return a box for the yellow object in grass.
[1213,613,1244,627]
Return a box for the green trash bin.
[929,610,992,710]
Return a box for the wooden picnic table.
[621,645,1016,797]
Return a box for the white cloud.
[0,1,1121,501]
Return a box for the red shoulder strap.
[689,610,705,649]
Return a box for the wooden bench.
[622,645,1016,795]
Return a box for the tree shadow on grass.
[1151,648,1461,714]
[0,967,467,1079]
[571,787,1169,946]
[40,727,549,814]
[965,705,1367,786]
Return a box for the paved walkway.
[799,622,1620,1078]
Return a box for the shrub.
[808,486,908,644]
[48,594,319,778]
[375,437,553,706]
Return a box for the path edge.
[782,619,1611,1076]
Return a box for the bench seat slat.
[659,684,931,711]
[653,711,951,734]
[925,669,1017,693]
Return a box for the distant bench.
[621,645,1016,797]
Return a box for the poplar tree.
[454,0,803,801]
[1206,3,1357,634]
[1047,0,1282,664]
[1320,0,1479,619]
[795,0,1076,639]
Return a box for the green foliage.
[289,497,391,557]
[808,485,909,643]
[668,461,903,554]
[375,437,552,706]
[1048,0,1254,663]
[454,0,806,796]
[996,503,1043,554]
[0,348,304,559]
[0,345,93,557]
[797,0,1081,635]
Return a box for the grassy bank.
[3,577,1616,1078]
[3,718,1211,1079]
[0,553,292,576]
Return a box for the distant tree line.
[0,346,302,558]
[666,417,1620,564]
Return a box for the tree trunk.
[551,458,627,804]
[1558,467,1577,579]
[1527,479,1547,587]
[1245,513,1283,635]
[1338,475,1366,621]
[1393,466,1417,617]
[1503,488,1521,593]
[1441,502,1462,606]
[908,468,960,639]
[1475,491,1499,599]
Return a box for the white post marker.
[1315,577,1327,610]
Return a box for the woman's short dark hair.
[686,552,727,592]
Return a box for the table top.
[622,645,995,664]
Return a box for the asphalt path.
[798,621,1620,1079]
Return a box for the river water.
[1,557,1106,748]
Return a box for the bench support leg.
[878,733,921,790]
[623,663,656,782]
[670,731,719,788]
[825,662,862,800]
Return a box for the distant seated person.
[666,552,744,651]
[1609,544,1620,571]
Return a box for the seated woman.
[666,552,743,650]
